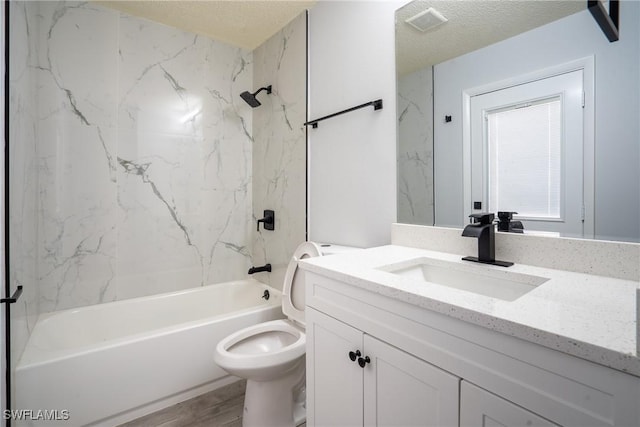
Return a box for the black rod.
[304,9,308,242]
[4,0,11,423]
[304,98,383,128]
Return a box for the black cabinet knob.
[358,356,371,368]
[348,350,361,362]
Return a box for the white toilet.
[213,241,322,427]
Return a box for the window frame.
[461,57,595,238]
[484,95,565,222]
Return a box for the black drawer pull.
[348,350,361,362]
[358,356,371,368]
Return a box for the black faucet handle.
[469,212,494,225]
[256,210,275,231]
[497,211,518,221]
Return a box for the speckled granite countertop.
[300,245,640,376]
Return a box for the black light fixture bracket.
[588,0,619,42]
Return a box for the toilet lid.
[282,241,322,325]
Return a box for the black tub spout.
[248,264,272,274]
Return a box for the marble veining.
[9,0,41,366]
[251,13,307,290]
[397,67,434,226]
[114,7,254,300]
[9,2,309,382]
[10,0,256,318]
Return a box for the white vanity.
[300,225,640,426]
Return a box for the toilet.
[213,241,323,427]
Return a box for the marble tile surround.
[9,2,309,372]
[251,13,307,291]
[9,0,41,372]
[397,67,434,226]
[11,0,256,321]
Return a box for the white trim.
[462,56,595,237]
[462,91,472,226]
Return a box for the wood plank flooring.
[119,380,246,427]
[120,380,307,427]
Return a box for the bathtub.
[15,279,283,426]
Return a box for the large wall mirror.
[396,0,639,243]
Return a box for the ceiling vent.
[405,7,448,32]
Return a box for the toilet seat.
[214,319,305,380]
[214,243,321,373]
[282,241,322,326]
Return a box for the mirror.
[396,0,640,243]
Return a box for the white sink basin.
[378,257,548,301]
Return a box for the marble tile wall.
[251,13,307,290]
[10,0,255,325]
[9,0,40,372]
[9,1,309,374]
[114,10,253,301]
[397,67,434,226]
[35,1,120,313]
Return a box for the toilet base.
[242,360,305,427]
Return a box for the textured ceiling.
[96,1,585,73]
[96,0,315,50]
[396,0,586,77]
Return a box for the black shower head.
[240,85,272,108]
[240,91,261,108]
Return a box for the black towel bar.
[304,99,383,128]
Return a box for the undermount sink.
[378,257,549,301]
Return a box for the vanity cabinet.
[304,271,640,427]
[306,307,362,426]
[460,381,559,427]
[306,307,459,426]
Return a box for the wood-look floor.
[119,380,246,427]
[119,380,307,427]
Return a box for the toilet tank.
[318,243,362,256]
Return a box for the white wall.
[433,6,640,242]
[308,0,400,248]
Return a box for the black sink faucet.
[497,211,524,233]
[462,213,513,267]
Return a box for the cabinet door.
[363,335,460,427]
[461,381,560,427]
[306,308,363,427]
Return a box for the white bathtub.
[15,279,283,426]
